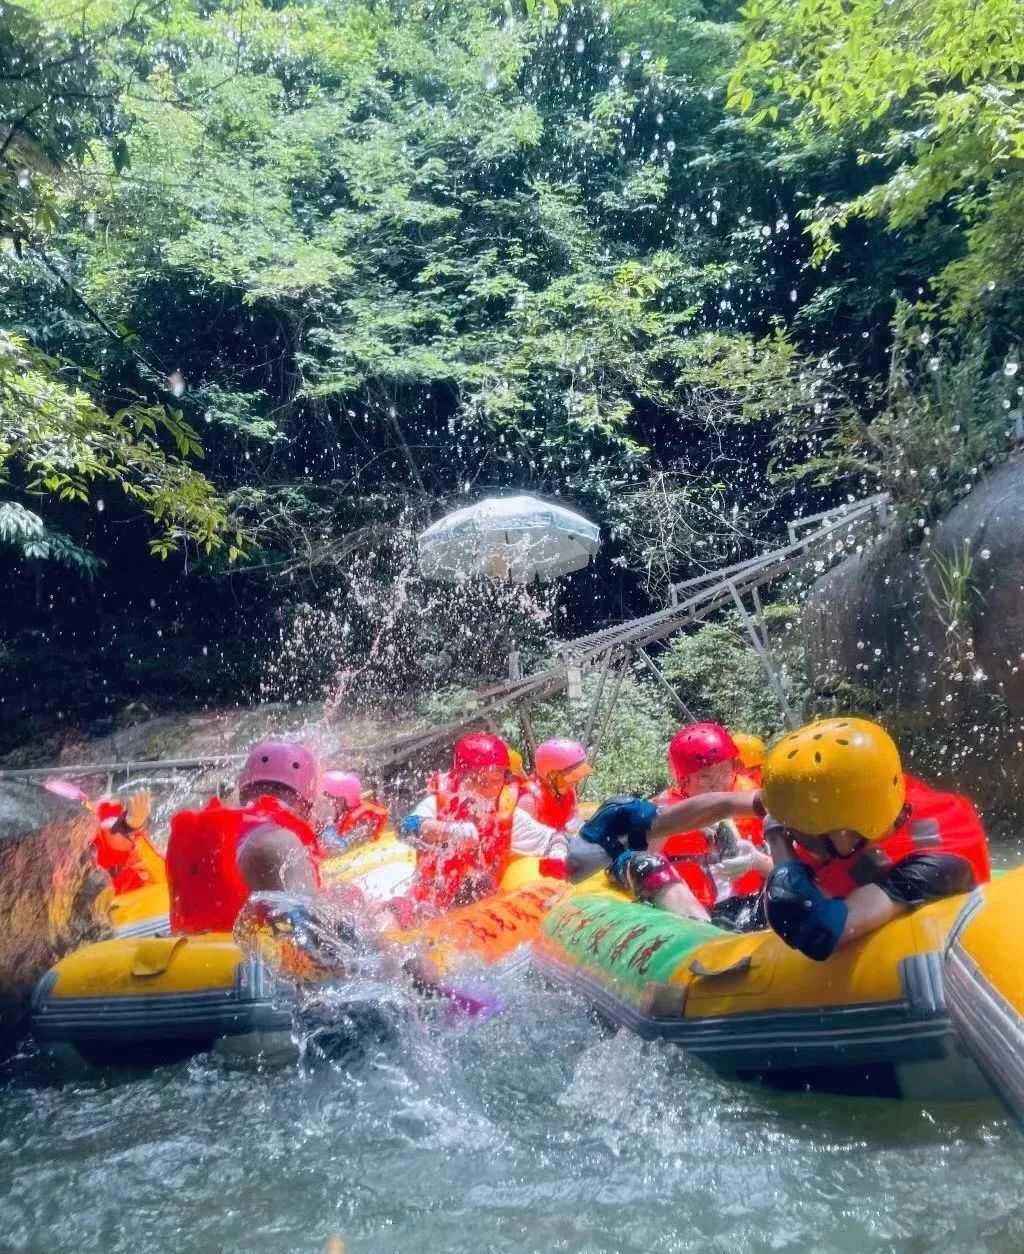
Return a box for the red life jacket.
[333,797,389,848]
[795,774,990,899]
[654,775,767,902]
[519,777,579,831]
[92,801,165,895]
[167,796,320,934]
[409,775,517,912]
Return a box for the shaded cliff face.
[803,454,1024,811]
[0,783,112,1055]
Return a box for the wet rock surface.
[804,454,1024,811]
[0,782,111,1057]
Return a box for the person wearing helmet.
[43,779,163,895]
[731,732,766,784]
[656,722,742,806]
[756,718,989,960]
[646,722,772,913]
[319,770,389,855]
[392,733,519,922]
[165,739,324,934]
[579,717,989,956]
[514,738,592,878]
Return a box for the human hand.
[124,788,152,831]
[717,839,759,882]
[579,797,658,857]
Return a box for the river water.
[1,969,1022,1254]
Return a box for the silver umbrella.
[417,494,600,583]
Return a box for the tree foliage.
[0,0,1020,746]
[731,0,1024,330]
[0,2,243,559]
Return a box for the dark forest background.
[2,0,1021,752]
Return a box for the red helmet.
[668,722,738,785]
[453,733,510,775]
[95,799,124,823]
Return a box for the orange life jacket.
[166,796,321,934]
[518,777,579,832]
[409,774,517,913]
[653,773,766,902]
[92,801,166,895]
[333,797,389,848]
[794,774,990,899]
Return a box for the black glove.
[764,861,849,962]
[579,797,658,859]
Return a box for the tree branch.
[0,101,46,161]
[29,244,166,381]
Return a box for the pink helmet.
[668,723,738,785]
[322,770,362,809]
[43,777,90,805]
[534,738,588,780]
[238,740,319,805]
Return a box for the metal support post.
[635,646,697,722]
[518,703,538,764]
[727,581,798,729]
[566,655,583,702]
[590,654,629,764]
[750,585,772,654]
[582,648,615,747]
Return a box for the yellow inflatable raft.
[535,868,1024,1101]
[944,871,1024,1123]
[33,858,566,1067]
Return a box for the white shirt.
[410,794,568,859]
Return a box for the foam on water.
[2,969,1023,1253]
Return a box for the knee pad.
[610,851,680,903]
[765,862,848,961]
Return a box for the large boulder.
[803,453,1024,812]
[0,782,111,1056]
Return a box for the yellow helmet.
[507,748,524,778]
[732,732,766,771]
[761,718,904,842]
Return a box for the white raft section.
[944,886,1024,1124]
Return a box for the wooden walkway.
[0,494,888,785]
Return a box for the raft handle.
[688,956,752,978]
[131,936,188,977]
